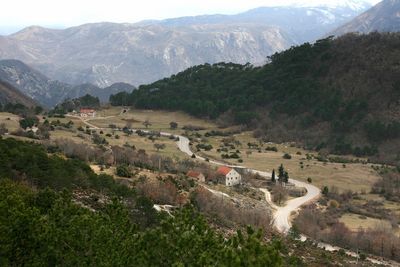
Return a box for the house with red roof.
[80,108,96,118]
[186,170,205,183]
[216,166,241,186]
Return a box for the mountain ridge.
[0,4,372,87]
[0,59,134,107]
[332,0,400,35]
[0,80,37,108]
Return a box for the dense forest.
[110,33,400,164]
[0,137,291,266]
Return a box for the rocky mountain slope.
[113,33,400,164]
[0,3,373,87]
[0,60,134,107]
[0,80,37,107]
[332,0,400,35]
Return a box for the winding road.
[174,133,321,234]
[72,114,320,234]
[77,113,395,265]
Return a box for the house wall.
[225,169,241,186]
[198,174,205,183]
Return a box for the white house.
[217,166,241,186]
[80,108,96,118]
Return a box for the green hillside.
[0,137,286,266]
[111,33,400,164]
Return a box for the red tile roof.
[80,108,95,113]
[217,166,232,176]
[187,170,202,178]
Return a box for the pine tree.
[271,169,276,183]
[283,171,289,184]
[278,164,285,185]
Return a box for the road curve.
[68,113,320,234]
[174,134,320,234]
[73,115,395,265]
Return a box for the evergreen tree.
[284,171,289,184]
[278,164,285,185]
[271,169,276,183]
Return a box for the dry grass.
[339,213,392,231]
[0,112,21,132]
[89,107,217,133]
[0,109,384,194]
[351,194,400,218]
[199,131,381,193]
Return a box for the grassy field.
[196,131,380,193]
[350,194,400,218]
[89,107,217,133]
[0,112,22,132]
[0,109,382,193]
[339,213,400,236]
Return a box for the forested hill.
[110,32,400,164]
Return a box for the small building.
[217,166,241,187]
[80,108,96,118]
[186,170,205,183]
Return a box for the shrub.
[266,146,278,152]
[283,153,292,159]
[116,165,132,178]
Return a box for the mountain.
[153,2,374,44]
[0,3,373,87]
[0,59,134,107]
[332,0,400,35]
[0,80,37,108]
[111,33,400,165]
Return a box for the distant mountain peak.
[331,0,400,36]
[292,0,378,10]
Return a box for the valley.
[1,104,399,264]
[1,0,400,265]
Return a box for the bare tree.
[154,143,166,151]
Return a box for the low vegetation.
[294,184,400,261]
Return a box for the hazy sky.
[0,0,381,34]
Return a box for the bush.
[283,153,292,159]
[169,121,178,129]
[266,146,278,152]
[116,165,132,178]
[196,143,213,151]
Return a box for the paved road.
[175,134,320,234]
